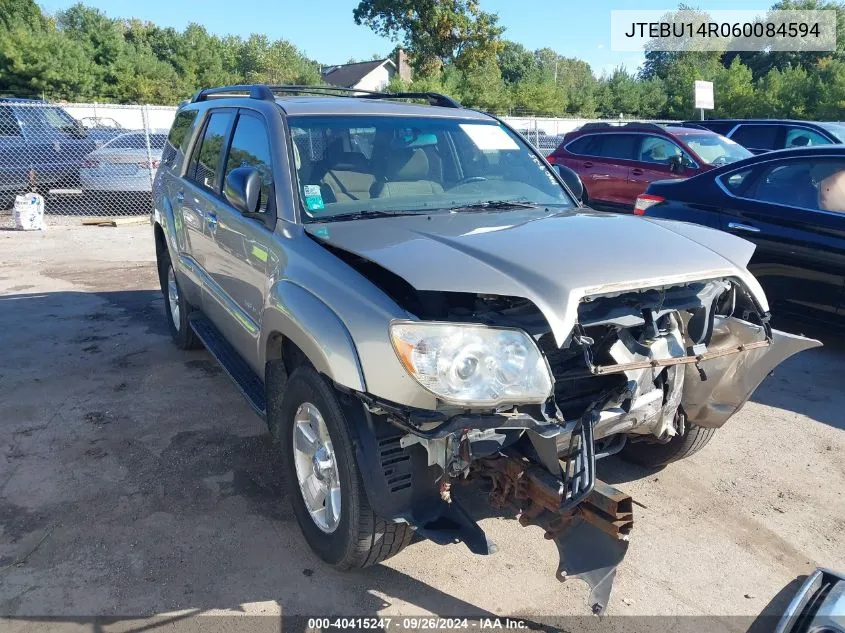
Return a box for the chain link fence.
[0,100,674,228]
[0,102,176,228]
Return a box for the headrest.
[329,152,370,172]
[387,148,430,181]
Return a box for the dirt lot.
[0,225,843,631]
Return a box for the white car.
[80,132,167,193]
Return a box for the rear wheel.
[619,423,717,468]
[158,250,201,350]
[273,365,413,568]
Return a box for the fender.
[260,280,366,392]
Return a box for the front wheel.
[273,365,413,569]
[619,422,717,468]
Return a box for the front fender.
[260,280,365,392]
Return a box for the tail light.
[634,194,665,216]
[546,155,557,164]
[138,159,160,169]
[80,159,99,168]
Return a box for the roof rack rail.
[189,84,462,108]
[578,121,667,132]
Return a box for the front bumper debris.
[476,449,633,615]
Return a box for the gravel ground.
[0,225,843,632]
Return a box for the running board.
[189,313,266,419]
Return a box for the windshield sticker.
[459,124,519,151]
[303,185,325,211]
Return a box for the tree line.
[1,0,844,120]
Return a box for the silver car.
[151,85,819,613]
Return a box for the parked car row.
[0,97,166,209]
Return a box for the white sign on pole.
[694,80,714,110]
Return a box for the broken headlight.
[389,320,553,406]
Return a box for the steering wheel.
[452,176,488,187]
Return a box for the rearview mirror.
[224,167,261,215]
[555,164,584,202]
[668,155,684,174]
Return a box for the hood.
[305,209,767,346]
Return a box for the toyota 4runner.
[152,84,818,613]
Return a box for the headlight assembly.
[389,320,553,407]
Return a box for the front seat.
[372,148,443,198]
[315,140,375,203]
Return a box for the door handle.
[174,191,184,205]
[206,212,218,232]
[583,162,593,168]
[631,168,644,176]
[728,222,760,233]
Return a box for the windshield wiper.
[309,209,421,223]
[447,200,539,212]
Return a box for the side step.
[189,313,266,419]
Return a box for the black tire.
[158,250,201,350]
[273,365,413,569]
[619,423,717,468]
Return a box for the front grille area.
[537,328,627,420]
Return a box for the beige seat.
[372,148,443,198]
[314,140,375,203]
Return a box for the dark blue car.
[634,146,845,324]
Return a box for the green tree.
[498,41,535,85]
[352,0,504,75]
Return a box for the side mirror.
[555,164,585,202]
[224,167,262,215]
[668,155,684,174]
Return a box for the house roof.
[321,58,395,88]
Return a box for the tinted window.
[720,168,753,193]
[16,106,79,134]
[188,110,233,192]
[0,106,21,136]
[730,125,779,150]
[163,109,198,168]
[223,113,273,213]
[638,135,683,164]
[784,127,830,148]
[739,158,845,212]
[595,134,638,160]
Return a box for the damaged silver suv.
[152,85,818,613]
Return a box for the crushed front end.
[348,277,819,614]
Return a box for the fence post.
[142,104,155,192]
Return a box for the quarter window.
[187,110,234,192]
[0,106,21,136]
[223,113,274,213]
[163,110,198,168]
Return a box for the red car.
[547,122,751,212]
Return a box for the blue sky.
[39,0,774,76]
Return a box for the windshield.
[288,115,573,221]
[819,122,845,143]
[685,134,752,166]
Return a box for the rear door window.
[595,134,638,160]
[187,110,234,192]
[730,125,780,150]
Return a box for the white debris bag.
[13,193,46,231]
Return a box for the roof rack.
[579,121,667,132]
[190,84,462,108]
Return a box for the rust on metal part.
[589,339,771,376]
[477,452,633,541]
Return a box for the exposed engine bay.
[322,240,819,614]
